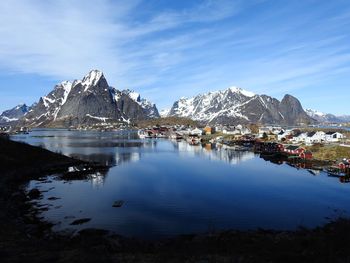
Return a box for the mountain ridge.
[167,87,315,125]
[0,104,32,124]
[305,109,350,123]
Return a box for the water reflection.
[12,129,350,239]
[174,142,255,165]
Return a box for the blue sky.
[0,0,349,115]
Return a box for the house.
[267,133,277,140]
[255,142,284,153]
[325,132,344,143]
[305,131,325,145]
[278,130,292,141]
[283,145,313,159]
[189,128,203,136]
[299,150,313,160]
[204,126,215,135]
[338,159,350,170]
[284,145,304,155]
[223,127,240,135]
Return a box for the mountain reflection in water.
[11,129,350,239]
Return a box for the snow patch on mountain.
[305,109,326,118]
[160,109,170,117]
[82,70,103,91]
[169,86,255,122]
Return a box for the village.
[1,121,350,177]
[137,123,350,177]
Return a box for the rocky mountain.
[305,109,350,123]
[0,104,32,124]
[19,70,159,127]
[168,87,314,125]
[121,90,159,118]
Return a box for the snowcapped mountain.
[168,87,314,125]
[159,109,170,117]
[19,70,159,127]
[305,109,350,123]
[0,104,32,124]
[121,90,159,118]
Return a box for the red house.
[283,145,313,160]
[338,159,350,170]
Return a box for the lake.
[12,129,350,239]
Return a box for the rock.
[47,196,60,201]
[28,188,41,199]
[11,191,27,202]
[70,218,91,225]
[112,200,124,208]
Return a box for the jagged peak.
[55,80,73,92]
[81,70,105,89]
[122,89,141,102]
[15,103,28,109]
[228,86,255,97]
[177,86,256,103]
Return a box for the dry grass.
[305,144,350,161]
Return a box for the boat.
[137,130,154,139]
[112,200,124,208]
[170,132,183,140]
[327,166,347,177]
[156,133,168,138]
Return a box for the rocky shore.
[2,137,350,262]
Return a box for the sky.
[0,0,349,115]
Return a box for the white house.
[278,130,292,141]
[292,132,308,143]
[189,128,203,136]
[325,132,344,143]
[305,131,326,145]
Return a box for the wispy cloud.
[0,0,349,115]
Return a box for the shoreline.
[2,137,350,262]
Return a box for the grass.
[305,144,350,161]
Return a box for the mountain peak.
[228,86,255,97]
[122,89,141,102]
[81,70,105,89]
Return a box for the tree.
[262,132,268,140]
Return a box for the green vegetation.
[136,116,199,128]
[305,144,350,161]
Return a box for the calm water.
[12,129,350,239]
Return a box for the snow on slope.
[305,109,326,118]
[169,86,255,122]
[159,109,170,117]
